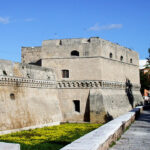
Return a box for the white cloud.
[139,59,147,69]
[88,23,123,31]
[24,18,34,22]
[88,23,100,31]
[0,17,10,24]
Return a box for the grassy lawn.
[0,123,102,150]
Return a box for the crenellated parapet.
[57,80,140,90]
[0,76,140,90]
[0,76,56,88]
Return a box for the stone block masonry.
[0,36,144,131]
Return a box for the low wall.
[0,122,60,136]
[61,106,143,150]
[0,142,20,150]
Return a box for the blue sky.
[0,0,150,62]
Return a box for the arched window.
[130,58,133,63]
[109,53,113,58]
[10,93,15,100]
[71,50,79,56]
[120,56,123,62]
[62,70,69,78]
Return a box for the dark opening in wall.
[71,50,79,56]
[73,100,80,112]
[62,70,69,78]
[3,70,7,76]
[29,59,42,66]
[87,38,91,43]
[27,73,30,78]
[59,40,62,45]
[120,56,123,61]
[130,58,133,63]
[10,93,15,100]
[109,53,113,58]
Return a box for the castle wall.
[37,37,142,123]
[42,58,101,81]
[0,60,55,81]
[22,47,42,64]
[42,57,140,84]
[41,38,101,58]
[56,80,142,123]
[2,37,143,126]
[89,88,143,123]
[0,61,62,131]
[100,58,140,84]
[21,37,139,67]
[0,86,62,130]
[58,89,90,122]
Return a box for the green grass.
[110,141,116,148]
[0,123,102,150]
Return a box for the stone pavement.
[110,109,150,150]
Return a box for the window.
[71,50,79,56]
[62,70,69,78]
[120,56,123,61]
[73,100,80,112]
[27,73,30,78]
[10,93,15,100]
[130,58,133,63]
[109,53,113,58]
[59,40,62,45]
[3,70,7,76]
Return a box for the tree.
[140,48,150,95]
[140,70,150,94]
[145,48,150,68]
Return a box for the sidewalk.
[110,109,150,150]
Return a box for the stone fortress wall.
[0,37,143,131]
[0,60,62,130]
[21,37,143,123]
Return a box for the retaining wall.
[61,106,143,150]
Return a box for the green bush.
[0,123,102,150]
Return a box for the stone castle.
[0,37,143,131]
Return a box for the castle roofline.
[42,37,136,53]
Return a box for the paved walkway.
[110,109,150,150]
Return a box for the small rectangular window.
[73,100,80,112]
[62,70,69,78]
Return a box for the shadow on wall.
[104,112,113,122]
[83,94,114,123]
[126,78,134,108]
[84,94,90,122]
[29,59,42,66]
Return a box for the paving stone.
[109,109,150,150]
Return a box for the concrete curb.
[0,122,60,136]
[60,106,143,150]
[0,142,20,150]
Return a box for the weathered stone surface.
[0,37,144,130]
